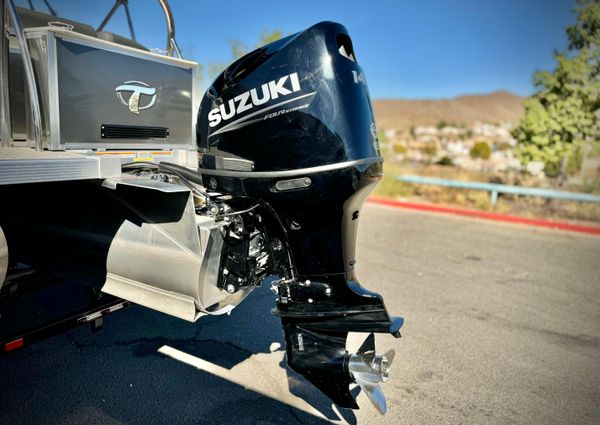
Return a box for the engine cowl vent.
[101,124,170,139]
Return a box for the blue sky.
[18,0,576,99]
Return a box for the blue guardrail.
[396,175,600,205]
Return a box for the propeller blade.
[362,383,387,415]
[356,332,376,363]
[384,349,396,366]
[348,334,395,414]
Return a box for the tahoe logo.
[208,72,302,128]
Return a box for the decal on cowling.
[208,72,315,138]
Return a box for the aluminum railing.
[0,0,43,151]
[98,0,182,58]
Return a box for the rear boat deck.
[0,147,121,185]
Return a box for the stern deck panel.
[0,148,121,185]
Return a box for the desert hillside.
[373,91,525,130]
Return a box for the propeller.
[348,333,396,414]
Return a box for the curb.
[367,197,600,236]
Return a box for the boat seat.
[96,31,148,51]
[17,6,97,37]
[15,7,148,51]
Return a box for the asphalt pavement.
[1,203,599,425]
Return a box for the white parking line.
[157,345,347,423]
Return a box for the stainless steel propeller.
[348,333,396,414]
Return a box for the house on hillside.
[414,126,438,137]
[440,126,465,137]
[472,122,512,138]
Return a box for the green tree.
[512,0,600,176]
[229,39,248,60]
[207,30,283,79]
[258,30,284,46]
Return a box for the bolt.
[209,177,217,189]
[377,355,390,382]
[325,287,332,295]
[298,333,304,351]
[226,284,235,293]
[307,298,313,303]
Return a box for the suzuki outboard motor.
[189,21,403,413]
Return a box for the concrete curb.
[367,197,600,236]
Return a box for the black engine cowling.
[196,21,381,172]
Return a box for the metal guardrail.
[396,175,600,205]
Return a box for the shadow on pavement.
[0,283,357,425]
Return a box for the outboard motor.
[191,21,403,413]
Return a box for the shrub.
[421,144,437,157]
[470,142,491,159]
[393,144,407,154]
[497,142,513,151]
[437,156,454,166]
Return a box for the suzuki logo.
[115,81,156,114]
[207,72,302,128]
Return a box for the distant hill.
[372,91,525,130]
